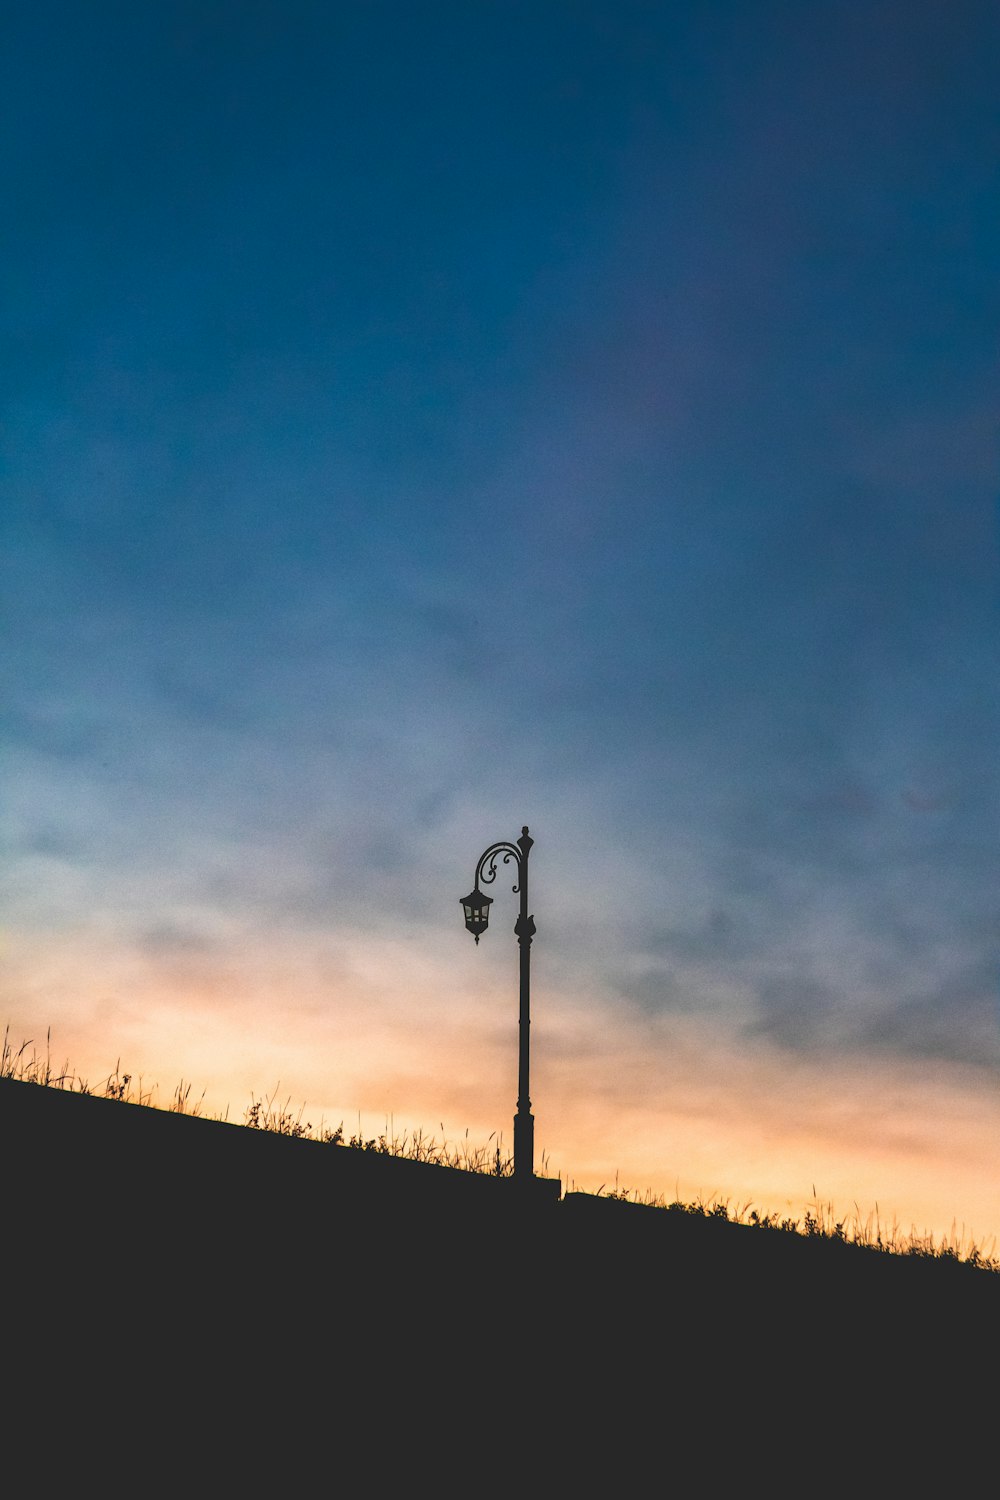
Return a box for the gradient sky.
[4,1,998,1246]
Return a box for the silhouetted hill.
[4,1075,995,1475]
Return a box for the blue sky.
[3,2,998,1238]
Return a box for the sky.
[3,0,998,1247]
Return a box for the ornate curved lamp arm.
[475,840,524,894]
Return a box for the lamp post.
[460,826,536,1181]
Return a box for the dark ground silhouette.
[4,1077,995,1480]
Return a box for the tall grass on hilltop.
[2,1025,207,1116]
[3,1025,997,1271]
[1,1024,517,1176]
[242,1081,516,1174]
[594,1178,999,1271]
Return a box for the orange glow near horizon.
[3,925,997,1256]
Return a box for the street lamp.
[460,826,537,1180]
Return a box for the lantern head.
[460,887,493,944]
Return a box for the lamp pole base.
[513,1108,534,1180]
